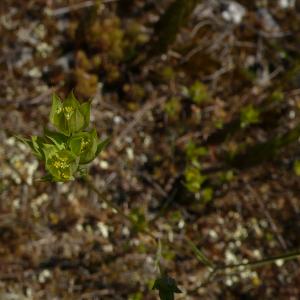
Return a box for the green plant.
[184,165,207,193]
[18,93,300,299]
[19,92,108,182]
[184,141,210,199]
[183,81,210,104]
[164,97,181,118]
[240,105,260,128]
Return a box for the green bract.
[17,136,46,160]
[69,129,98,164]
[50,93,91,136]
[19,92,108,182]
[44,147,79,181]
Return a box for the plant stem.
[217,249,300,271]
[85,176,300,280]
[84,176,157,243]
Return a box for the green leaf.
[189,81,209,104]
[80,101,91,129]
[42,143,58,159]
[87,129,99,161]
[50,97,69,135]
[49,93,87,136]
[184,166,207,193]
[44,128,68,149]
[16,135,45,160]
[202,187,213,203]
[68,108,85,134]
[186,238,214,268]
[50,94,63,125]
[31,136,46,159]
[95,138,110,156]
[63,93,85,135]
[240,105,260,128]
[185,141,208,160]
[69,129,99,164]
[153,275,181,300]
[164,97,181,118]
[69,133,85,156]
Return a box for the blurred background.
[1,0,300,299]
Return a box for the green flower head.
[69,129,99,164]
[50,92,91,136]
[19,92,109,182]
[44,146,79,181]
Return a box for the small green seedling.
[19,92,108,182]
[240,105,260,128]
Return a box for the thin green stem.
[84,176,157,243]
[85,176,300,282]
[216,249,300,271]
[185,237,215,269]
[191,248,300,290]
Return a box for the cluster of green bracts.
[20,93,108,182]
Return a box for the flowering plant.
[19,93,108,181]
